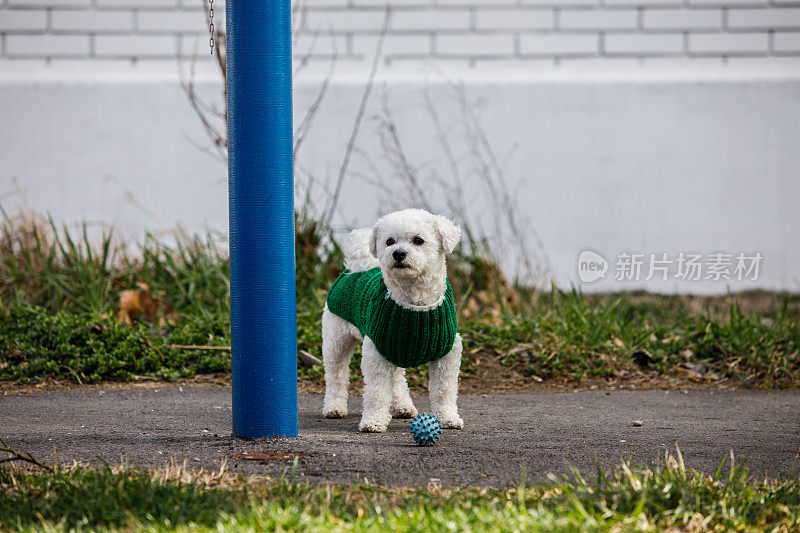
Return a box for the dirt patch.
[585,290,800,320]
[229,451,308,462]
[5,369,793,397]
[0,374,231,395]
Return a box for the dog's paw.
[359,419,389,433]
[322,400,348,419]
[391,404,418,419]
[437,413,464,429]
[323,407,348,419]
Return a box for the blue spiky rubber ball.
[409,413,443,446]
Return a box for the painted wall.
[1,0,799,293]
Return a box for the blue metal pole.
[227,0,297,438]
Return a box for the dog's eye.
[386,238,396,246]
[411,236,425,246]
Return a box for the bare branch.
[183,0,338,177]
[422,81,477,250]
[455,83,551,282]
[0,436,54,472]
[294,29,337,161]
[323,7,391,226]
[377,92,433,211]
[293,27,323,81]
[292,0,307,53]
[179,47,228,163]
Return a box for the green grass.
[1,450,798,531]
[1,210,799,387]
[3,293,799,387]
[0,306,230,383]
[2,292,798,387]
[457,292,800,385]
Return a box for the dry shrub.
[0,210,54,288]
[449,253,523,321]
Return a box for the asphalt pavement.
[2,386,798,487]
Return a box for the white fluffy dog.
[321,209,464,432]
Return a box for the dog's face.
[369,209,461,280]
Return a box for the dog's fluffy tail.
[343,227,379,272]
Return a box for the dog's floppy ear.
[432,215,461,254]
[369,226,379,258]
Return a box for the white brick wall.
[775,30,800,52]
[0,1,799,63]
[605,33,684,54]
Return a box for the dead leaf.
[683,362,708,378]
[507,344,534,355]
[117,282,177,325]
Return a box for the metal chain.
[208,0,215,55]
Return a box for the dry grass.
[1,448,799,531]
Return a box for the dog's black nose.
[392,250,407,262]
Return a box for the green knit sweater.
[326,267,457,368]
